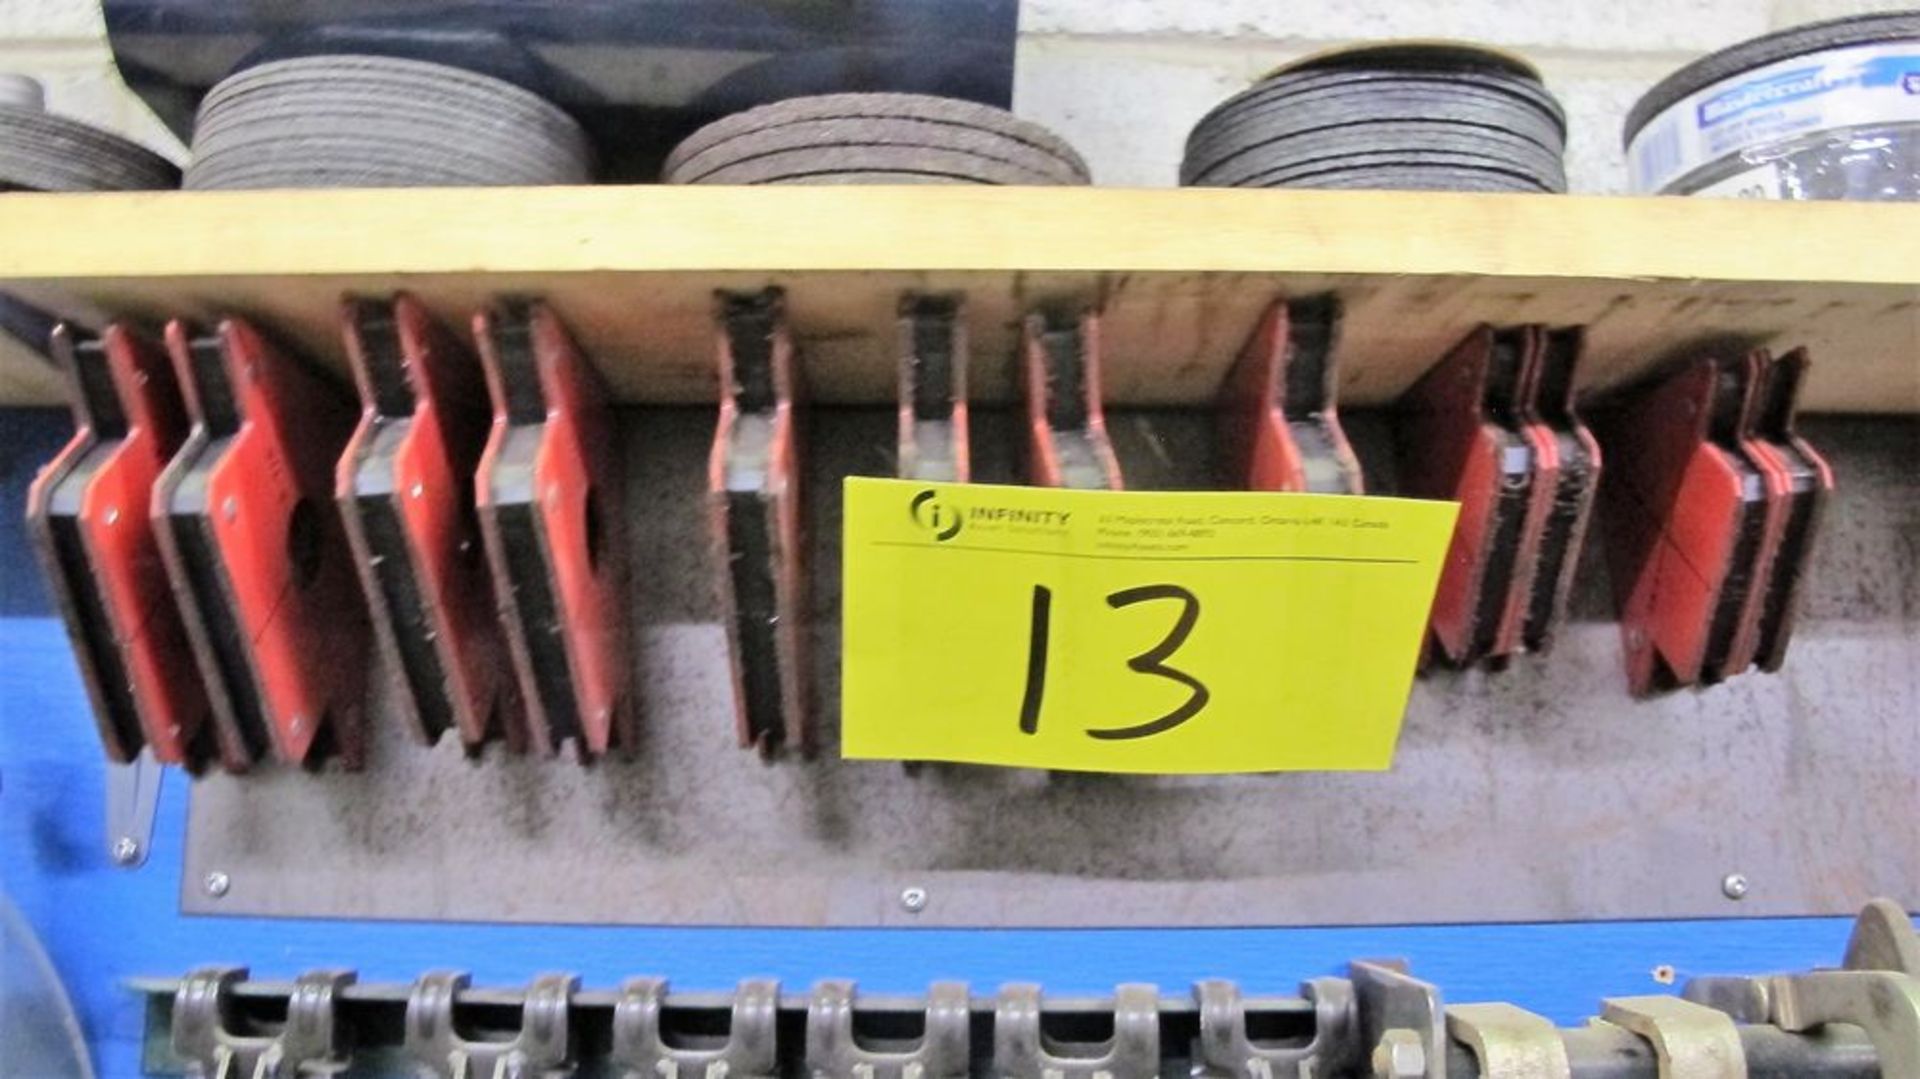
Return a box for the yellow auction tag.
[841,478,1457,774]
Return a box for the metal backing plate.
[181,410,1918,927]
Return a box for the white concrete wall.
[0,0,1910,189]
[0,0,183,161]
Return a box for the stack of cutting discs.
[1182,43,1568,193]
[662,93,1090,185]
[184,55,593,190]
[0,75,179,192]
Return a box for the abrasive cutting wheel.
[0,75,179,192]
[662,93,1090,185]
[1182,42,1569,193]
[184,55,594,190]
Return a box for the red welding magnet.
[29,323,214,768]
[1705,351,1792,683]
[1218,297,1363,495]
[152,318,367,768]
[1023,309,1123,490]
[897,293,971,484]
[1489,325,1560,661]
[709,289,809,756]
[1397,324,1538,667]
[1597,357,1758,695]
[474,299,634,760]
[1518,327,1602,656]
[339,294,525,754]
[1748,348,1832,672]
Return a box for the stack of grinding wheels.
[662,93,1090,185]
[0,74,178,192]
[1181,43,1568,193]
[183,55,593,190]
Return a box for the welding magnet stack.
[337,295,528,756]
[1395,323,1600,669]
[27,325,212,769]
[152,318,369,771]
[31,314,376,772]
[668,94,1090,753]
[23,49,605,773]
[1181,42,1568,193]
[1594,349,1832,695]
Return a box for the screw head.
[1721,873,1749,900]
[1651,964,1677,985]
[899,886,928,913]
[203,870,231,898]
[110,837,140,866]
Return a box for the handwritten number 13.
[1017,583,1211,740]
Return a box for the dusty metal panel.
[180,411,1919,926]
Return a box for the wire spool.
[662,93,1091,185]
[1181,42,1568,193]
[184,55,594,190]
[1624,11,1920,199]
[0,75,179,192]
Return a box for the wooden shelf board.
[0,186,1914,411]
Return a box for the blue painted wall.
[0,408,1852,1077]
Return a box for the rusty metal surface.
[1769,970,1920,1079]
[1595,996,1747,1079]
[181,410,1919,927]
[1844,898,1920,976]
[1446,1002,1571,1079]
[124,934,1902,1079]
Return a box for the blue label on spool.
[1629,43,1920,194]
